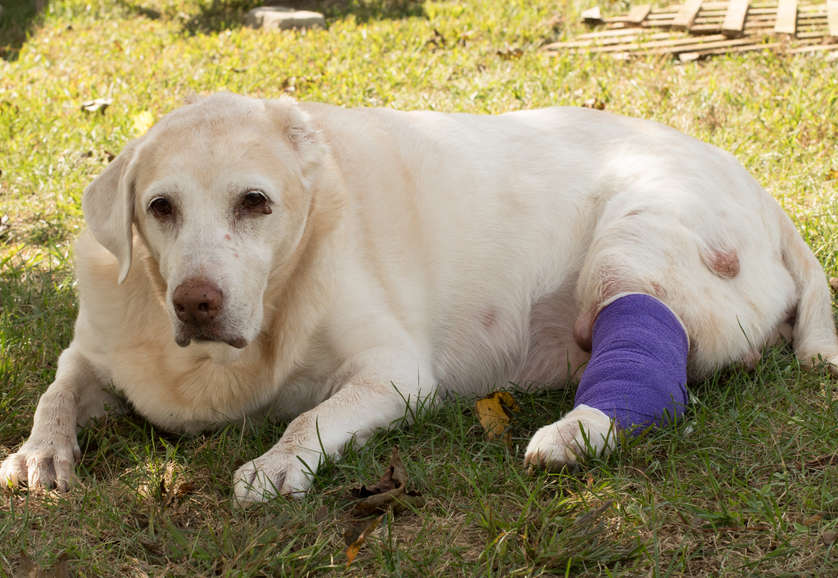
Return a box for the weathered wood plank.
[722,0,750,36]
[786,41,838,52]
[774,0,798,35]
[643,36,770,54]
[676,41,785,60]
[625,4,653,24]
[578,27,650,40]
[672,0,704,29]
[828,0,838,37]
[585,34,728,53]
[543,32,676,51]
[547,1,831,58]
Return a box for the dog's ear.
[82,140,141,284]
[265,97,325,188]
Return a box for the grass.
[1,0,837,574]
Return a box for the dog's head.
[83,93,325,351]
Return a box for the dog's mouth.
[175,328,248,349]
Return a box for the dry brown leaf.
[344,448,422,566]
[804,513,823,525]
[803,454,838,470]
[497,45,524,60]
[350,447,422,517]
[344,514,383,567]
[475,391,519,441]
[582,98,606,110]
[829,277,838,292]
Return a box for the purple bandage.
[574,293,689,432]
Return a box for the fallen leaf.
[344,448,422,566]
[822,530,837,546]
[344,514,383,567]
[829,277,838,292]
[475,391,519,441]
[350,446,422,517]
[804,513,823,525]
[425,28,446,49]
[80,98,112,113]
[803,454,838,470]
[497,45,524,60]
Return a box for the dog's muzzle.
[172,278,247,349]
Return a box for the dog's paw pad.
[524,405,615,471]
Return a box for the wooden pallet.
[545,1,838,60]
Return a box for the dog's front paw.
[233,450,317,505]
[0,435,81,492]
[524,404,615,470]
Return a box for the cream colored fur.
[2,93,837,504]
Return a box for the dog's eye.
[148,197,174,219]
[239,190,272,215]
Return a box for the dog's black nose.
[172,279,223,326]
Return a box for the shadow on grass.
[0,0,48,61]
[2,0,426,55]
[0,260,76,443]
[176,0,425,35]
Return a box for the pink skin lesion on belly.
[701,246,740,279]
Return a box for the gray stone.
[245,6,326,31]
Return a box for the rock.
[245,6,326,31]
[581,6,602,24]
[80,98,113,114]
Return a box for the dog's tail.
[778,206,838,375]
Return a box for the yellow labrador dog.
[2,93,837,504]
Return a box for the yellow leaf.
[345,514,383,567]
[475,391,519,441]
[132,110,154,135]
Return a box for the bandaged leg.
[525,293,689,469]
[575,292,688,431]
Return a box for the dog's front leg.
[1,345,120,491]
[233,346,434,505]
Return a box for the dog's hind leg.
[525,292,689,469]
[525,189,807,470]
[0,345,120,491]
